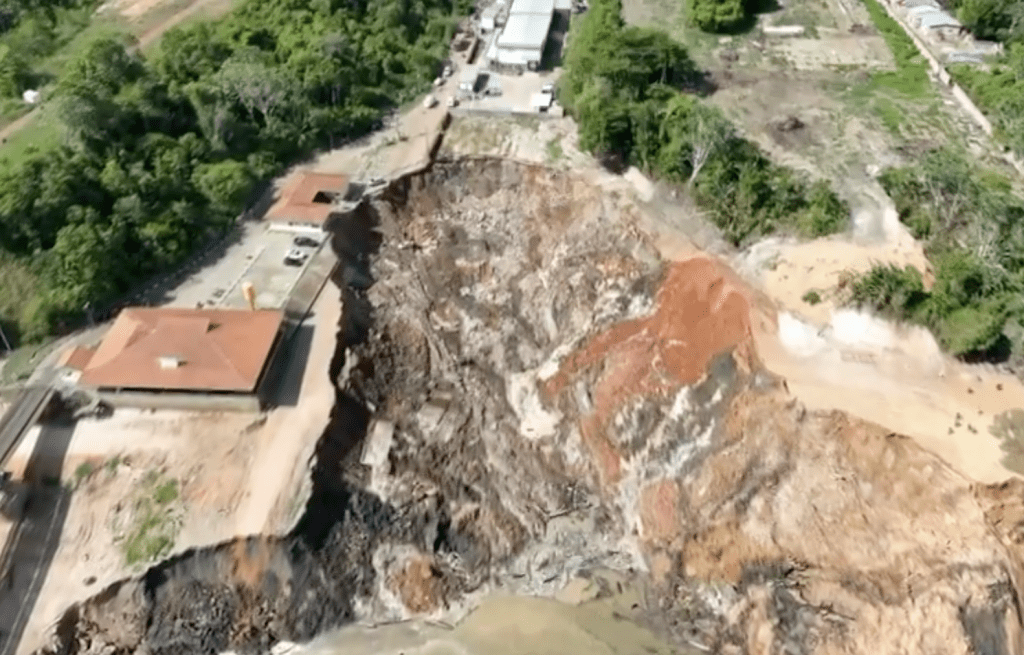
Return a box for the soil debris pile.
[38,159,1024,655]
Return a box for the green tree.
[687,0,747,33]
[0,43,28,96]
[192,159,254,210]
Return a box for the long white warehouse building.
[491,0,555,69]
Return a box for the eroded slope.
[40,159,1024,655]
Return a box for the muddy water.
[284,575,696,655]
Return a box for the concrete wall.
[96,390,262,412]
[449,106,562,120]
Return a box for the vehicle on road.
[284,249,308,266]
[293,235,320,248]
[447,96,458,108]
[423,95,438,108]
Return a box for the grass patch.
[153,479,179,504]
[873,96,904,134]
[105,454,125,477]
[73,461,96,486]
[0,107,63,166]
[546,136,564,162]
[802,289,822,305]
[0,338,58,384]
[991,409,1024,476]
[859,0,930,99]
[120,470,180,566]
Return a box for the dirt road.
[233,288,342,536]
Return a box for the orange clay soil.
[544,257,755,486]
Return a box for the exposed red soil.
[388,555,446,614]
[544,257,755,486]
[639,480,682,546]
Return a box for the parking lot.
[455,69,562,115]
[167,222,326,311]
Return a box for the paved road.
[0,485,71,655]
[0,386,55,470]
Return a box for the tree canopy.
[0,0,469,342]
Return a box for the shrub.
[687,0,747,33]
[802,290,822,305]
[845,264,927,319]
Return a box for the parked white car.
[423,95,439,108]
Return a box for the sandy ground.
[8,410,257,654]
[234,290,340,535]
[7,290,340,655]
[754,317,1024,483]
[622,171,1024,484]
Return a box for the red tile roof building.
[75,307,285,393]
[265,172,349,227]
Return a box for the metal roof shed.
[497,12,552,49]
[908,5,940,16]
[904,0,939,7]
[509,0,555,15]
[919,11,960,28]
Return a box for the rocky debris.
[775,115,806,132]
[38,158,1024,655]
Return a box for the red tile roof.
[79,308,285,393]
[57,346,96,371]
[265,172,349,226]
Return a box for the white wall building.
[491,0,555,70]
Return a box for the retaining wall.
[96,390,262,412]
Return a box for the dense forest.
[0,0,469,344]
[560,0,849,246]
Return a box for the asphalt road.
[0,484,70,655]
[0,386,55,470]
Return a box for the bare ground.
[5,291,340,655]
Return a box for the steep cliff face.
[40,159,1024,655]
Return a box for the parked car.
[447,96,459,107]
[293,235,320,248]
[423,95,439,108]
[541,83,555,94]
[284,249,308,266]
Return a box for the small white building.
[481,5,502,31]
[459,68,482,93]
[916,9,961,38]
[530,91,553,112]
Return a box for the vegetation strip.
[559,0,849,246]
